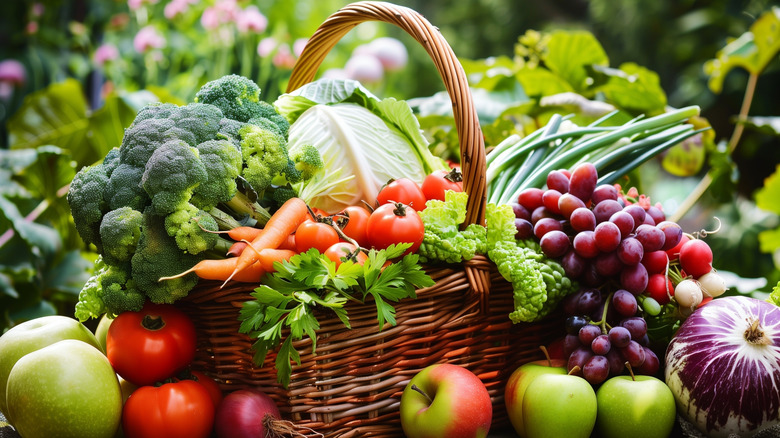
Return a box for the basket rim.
[286,1,488,227]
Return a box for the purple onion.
[665,296,780,437]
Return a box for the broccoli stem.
[208,207,243,230]
[221,191,272,226]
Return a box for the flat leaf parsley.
[238,243,434,388]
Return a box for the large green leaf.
[8,79,89,161]
[742,116,780,136]
[0,195,62,261]
[704,7,780,93]
[593,63,667,113]
[543,31,609,91]
[515,67,573,98]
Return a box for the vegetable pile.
[70,75,324,320]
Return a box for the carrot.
[227,241,249,257]
[223,197,309,286]
[201,225,263,242]
[257,248,297,272]
[159,257,266,283]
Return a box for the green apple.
[0,315,102,417]
[400,363,493,438]
[94,313,114,353]
[522,373,597,438]
[504,358,567,437]
[596,374,677,438]
[6,339,122,438]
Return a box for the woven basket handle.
[286,1,487,226]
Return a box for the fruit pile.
[510,163,726,385]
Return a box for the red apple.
[400,363,492,438]
[505,357,567,437]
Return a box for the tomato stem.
[142,314,165,331]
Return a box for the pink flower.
[0,60,26,99]
[257,37,278,57]
[201,0,238,30]
[133,25,166,53]
[293,38,308,57]
[25,21,38,35]
[345,54,384,83]
[31,3,45,18]
[236,5,267,34]
[272,44,296,70]
[357,37,408,71]
[94,43,119,66]
[164,0,193,19]
[128,0,158,12]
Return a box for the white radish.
[675,279,703,308]
[697,271,727,298]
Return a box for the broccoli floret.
[103,147,121,177]
[191,139,242,210]
[194,74,265,123]
[120,118,177,168]
[216,118,247,148]
[247,103,290,137]
[164,203,220,255]
[132,102,179,123]
[141,140,208,216]
[238,124,290,195]
[290,144,324,181]
[105,163,148,211]
[68,163,110,251]
[101,262,145,317]
[131,208,201,304]
[74,256,109,322]
[99,207,143,266]
[168,103,224,146]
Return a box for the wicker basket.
[179,2,564,436]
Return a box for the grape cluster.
[510,163,688,384]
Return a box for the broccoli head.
[238,124,291,194]
[166,103,224,146]
[99,206,143,266]
[103,147,121,177]
[131,207,202,304]
[101,262,145,317]
[105,163,148,211]
[164,203,220,255]
[191,139,242,210]
[119,118,177,168]
[68,163,110,251]
[194,74,265,123]
[247,103,290,137]
[132,102,179,123]
[141,139,208,216]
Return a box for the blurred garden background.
[0,0,778,330]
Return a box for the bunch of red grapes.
[510,162,715,385]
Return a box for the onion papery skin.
[665,296,780,437]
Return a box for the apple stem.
[568,365,581,376]
[410,384,434,404]
[539,345,552,367]
[142,315,165,331]
[625,362,636,381]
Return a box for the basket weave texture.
[180,2,564,436]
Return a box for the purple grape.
[608,326,631,348]
[636,347,660,376]
[635,224,665,252]
[593,199,623,223]
[657,220,683,251]
[578,323,602,345]
[594,252,622,277]
[620,263,649,295]
[562,290,583,315]
[565,315,589,335]
[568,163,598,202]
[646,205,665,224]
[569,207,596,232]
[540,230,570,258]
[563,334,581,357]
[518,188,544,211]
[558,193,586,219]
[542,189,563,215]
[591,334,611,355]
[594,221,621,252]
[573,230,599,258]
[591,184,618,204]
[568,346,593,376]
[609,211,635,237]
[546,170,570,194]
[605,348,625,376]
[621,316,648,340]
[617,237,644,265]
[562,250,586,279]
[531,206,555,224]
[612,289,638,317]
[583,355,610,385]
[619,340,646,368]
[581,262,605,287]
[623,204,646,230]
[514,218,534,240]
[534,217,563,239]
[509,202,531,221]
[577,288,603,315]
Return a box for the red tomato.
[295,220,340,253]
[335,205,371,247]
[324,242,368,267]
[376,178,427,211]
[366,202,424,255]
[421,168,463,202]
[189,370,223,409]
[106,302,197,386]
[122,380,215,438]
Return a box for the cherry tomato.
[188,370,223,409]
[376,178,427,211]
[335,205,371,247]
[295,220,340,253]
[366,202,424,255]
[679,239,713,278]
[646,273,674,305]
[421,168,463,202]
[324,242,368,267]
[107,302,197,386]
[122,379,215,438]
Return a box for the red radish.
[679,239,713,278]
[214,389,289,438]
